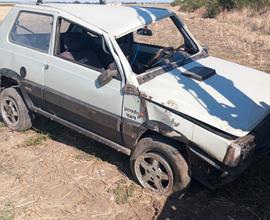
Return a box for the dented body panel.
[139,56,270,138]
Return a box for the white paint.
[140,56,270,137]
[14,3,173,38]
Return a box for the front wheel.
[0,87,32,131]
[130,135,190,195]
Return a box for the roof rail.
[36,0,43,5]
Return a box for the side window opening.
[10,12,53,53]
[55,18,118,74]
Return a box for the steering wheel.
[148,47,175,68]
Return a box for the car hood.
[139,56,270,137]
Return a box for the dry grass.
[173,6,270,74]
[17,133,50,148]
[0,122,4,128]
[108,179,136,205]
[0,203,15,220]
[217,8,270,35]
[214,9,270,72]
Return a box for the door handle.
[43,64,49,71]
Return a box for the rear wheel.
[0,87,32,131]
[130,135,190,195]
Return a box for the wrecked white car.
[0,3,269,194]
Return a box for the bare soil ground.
[0,4,270,220]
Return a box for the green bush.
[218,0,237,10]
[203,0,220,18]
[171,0,206,12]
[171,0,270,16]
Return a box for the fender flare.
[0,68,33,109]
[0,68,22,86]
[122,119,189,149]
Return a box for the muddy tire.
[130,135,190,195]
[0,87,32,131]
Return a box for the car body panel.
[139,56,270,137]
[0,7,57,107]
[11,4,173,38]
[44,55,124,143]
[45,4,173,38]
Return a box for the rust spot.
[139,92,153,100]
[140,98,149,120]
[147,121,189,144]
[171,117,180,127]
[123,84,139,96]
[167,99,178,108]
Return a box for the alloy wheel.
[1,97,20,127]
[134,152,174,194]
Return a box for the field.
[0,4,270,220]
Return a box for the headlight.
[223,135,255,167]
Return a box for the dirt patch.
[0,4,270,220]
[0,117,160,219]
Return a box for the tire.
[130,135,190,195]
[0,87,32,131]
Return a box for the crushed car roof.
[15,4,173,38]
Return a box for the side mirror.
[202,45,209,55]
[97,69,118,87]
[137,27,153,36]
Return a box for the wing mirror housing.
[202,45,209,55]
[97,69,118,87]
[137,27,153,36]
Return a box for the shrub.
[203,0,221,18]
[219,0,237,10]
[172,0,270,16]
[171,0,206,12]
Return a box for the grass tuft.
[75,151,97,162]
[109,179,136,205]
[0,122,5,129]
[18,133,50,147]
[0,203,15,220]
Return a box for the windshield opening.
[116,16,199,75]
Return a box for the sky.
[0,0,172,3]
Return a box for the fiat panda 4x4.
[0,3,270,194]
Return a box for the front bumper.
[188,113,270,189]
[187,146,253,189]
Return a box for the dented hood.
[139,56,270,137]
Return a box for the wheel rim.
[1,97,20,127]
[134,152,174,194]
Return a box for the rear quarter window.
[10,11,53,53]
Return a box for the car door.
[7,10,54,108]
[43,18,123,144]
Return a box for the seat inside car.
[60,32,104,70]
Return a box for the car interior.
[55,17,198,76]
[115,17,199,75]
[55,18,116,72]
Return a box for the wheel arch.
[122,119,189,156]
[0,68,33,109]
[0,68,22,92]
[139,121,190,157]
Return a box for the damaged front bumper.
[188,113,270,190]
